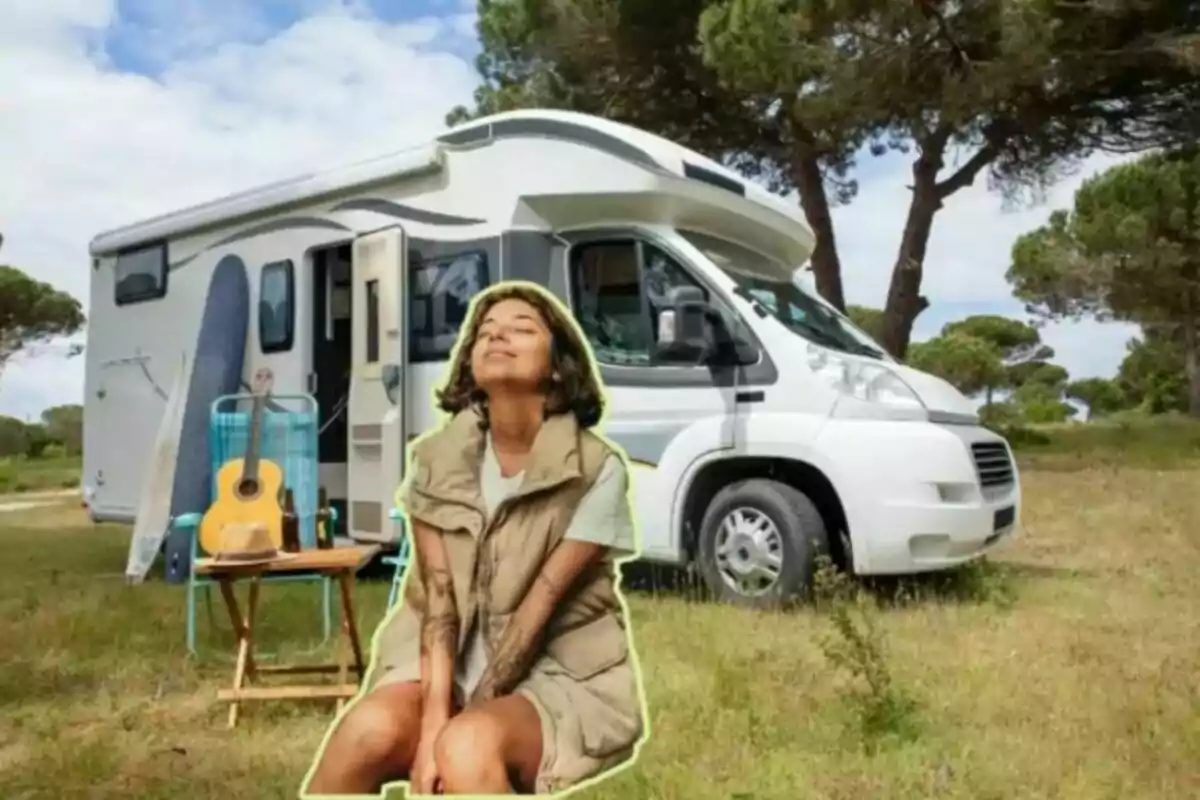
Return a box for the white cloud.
[0,0,479,419]
[450,0,480,37]
[105,0,282,65]
[0,0,1148,419]
[0,0,114,43]
[1038,317,1139,381]
[450,12,479,39]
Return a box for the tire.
[696,478,830,608]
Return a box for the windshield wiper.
[789,319,845,349]
[790,319,884,359]
[842,340,885,359]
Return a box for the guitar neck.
[242,394,267,483]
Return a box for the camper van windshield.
[679,231,886,359]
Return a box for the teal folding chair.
[173,392,335,655]
[384,508,412,608]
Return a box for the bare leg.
[306,680,424,796]
[435,693,544,795]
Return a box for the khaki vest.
[373,408,628,686]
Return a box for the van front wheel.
[696,478,830,608]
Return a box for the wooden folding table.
[194,544,381,728]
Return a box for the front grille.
[971,442,1014,488]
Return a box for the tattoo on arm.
[419,569,459,659]
[412,520,459,711]
[467,540,607,707]
[468,619,542,706]
[535,571,563,595]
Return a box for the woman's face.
[470,297,554,395]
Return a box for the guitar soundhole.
[236,478,261,499]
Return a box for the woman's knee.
[434,712,506,781]
[330,690,420,766]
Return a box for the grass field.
[1,424,1198,799]
[0,455,81,494]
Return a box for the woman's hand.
[411,712,449,795]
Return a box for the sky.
[0,0,1142,421]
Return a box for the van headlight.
[807,344,925,413]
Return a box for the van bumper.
[815,419,1021,575]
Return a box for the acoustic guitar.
[198,368,286,555]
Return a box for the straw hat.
[213,522,295,566]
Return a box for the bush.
[998,413,1200,470]
[0,417,30,458]
[0,454,81,494]
[993,424,1053,448]
[23,423,52,458]
[979,401,1021,429]
[0,460,15,493]
[979,403,1053,448]
[813,558,922,751]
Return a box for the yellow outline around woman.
[303,280,651,798]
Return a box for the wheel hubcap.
[714,506,784,597]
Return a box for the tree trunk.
[879,132,1001,359]
[879,180,939,359]
[791,154,846,311]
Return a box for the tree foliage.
[978,400,1021,428]
[0,416,30,458]
[1009,149,1200,414]
[22,424,52,459]
[41,404,83,456]
[0,265,85,372]
[906,332,1004,397]
[1009,361,1069,392]
[942,313,1060,399]
[1065,377,1127,418]
[942,315,1052,367]
[453,0,1200,358]
[1010,380,1076,423]
[846,304,884,341]
[1116,332,1188,414]
[0,405,83,459]
[905,313,1062,402]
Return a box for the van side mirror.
[654,286,711,363]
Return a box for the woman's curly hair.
[435,281,605,430]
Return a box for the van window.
[366,279,380,363]
[259,260,294,353]
[410,251,489,362]
[114,242,168,306]
[570,239,715,366]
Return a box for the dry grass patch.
[0,457,1198,799]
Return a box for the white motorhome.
[85,109,1019,605]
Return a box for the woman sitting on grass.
[305,281,647,796]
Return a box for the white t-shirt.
[454,433,636,697]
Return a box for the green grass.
[0,455,81,494]
[1,427,1199,798]
[1010,412,1200,470]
